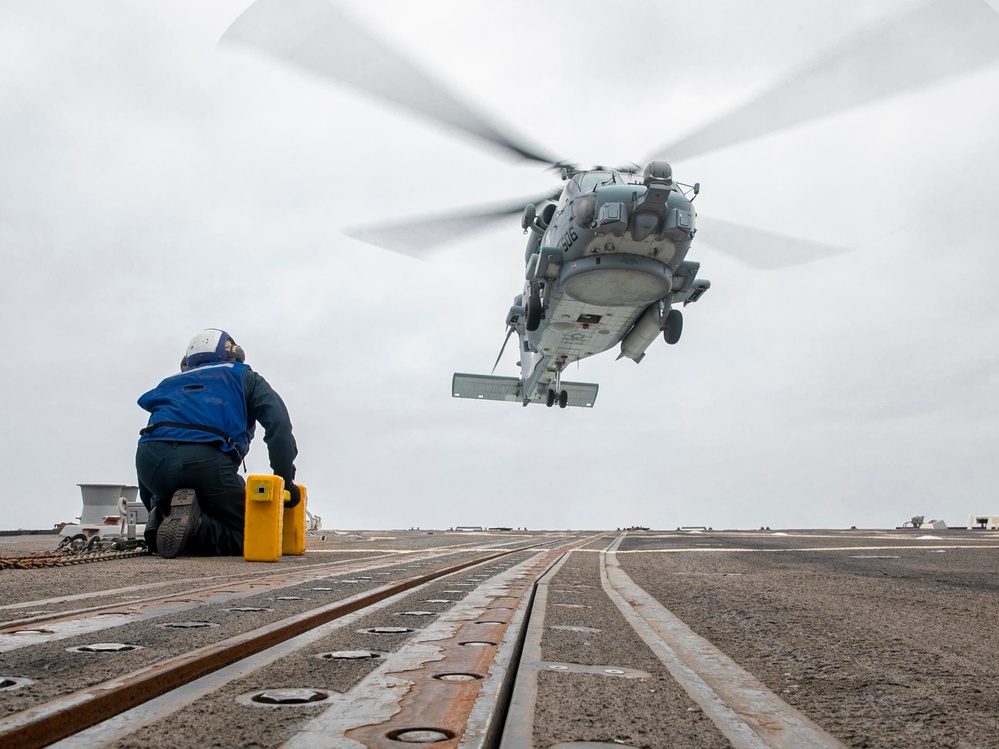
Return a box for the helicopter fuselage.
[508,162,710,406]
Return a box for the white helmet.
[182,328,245,369]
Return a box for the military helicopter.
[222,0,999,408]
[448,159,709,409]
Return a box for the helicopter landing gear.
[663,308,683,345]
[525,292,542,332]
[545,388,569,408]
[546,365,569,409]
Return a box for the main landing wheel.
[525,293,542,332]
[558,389,568,409]
[546,389,556,408]
[663,308,683,345]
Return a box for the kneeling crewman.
[135,328,299,557]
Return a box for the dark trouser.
[135,441,245,556]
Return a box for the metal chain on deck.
[0,495,157,570]
[0,547,149,570]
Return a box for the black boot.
[157,489,202,559]
[143,505,163,554]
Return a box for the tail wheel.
[663,308,683,345]
[525,293,542,332]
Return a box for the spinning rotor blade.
[221,0,559,165]
[345,190,561,258]
[492,326,516,374]
[696,217,851,270]
[651,0,999,163]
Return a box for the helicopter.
[221,0,999,408]
[447,159,709,409]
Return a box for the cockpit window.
[557,180,577,211]
[574,171,618,193]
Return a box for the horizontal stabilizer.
[452,373,598,408]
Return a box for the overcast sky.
[2,1,998,533]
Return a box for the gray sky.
[2,1,998,532]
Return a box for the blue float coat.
[138,362,297,485]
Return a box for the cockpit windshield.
[574,170,619,193]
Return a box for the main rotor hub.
[644,161,673,186]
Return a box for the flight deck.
[1,528,997,748]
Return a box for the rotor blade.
[345,190,561,258]
[651,0,999,163]
[696,216,851,270]
[492,327,516,374]
[221,0,559,165]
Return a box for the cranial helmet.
[183,328,245,369]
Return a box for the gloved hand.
[284,480,301,508]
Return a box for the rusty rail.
[331,541,598,749]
